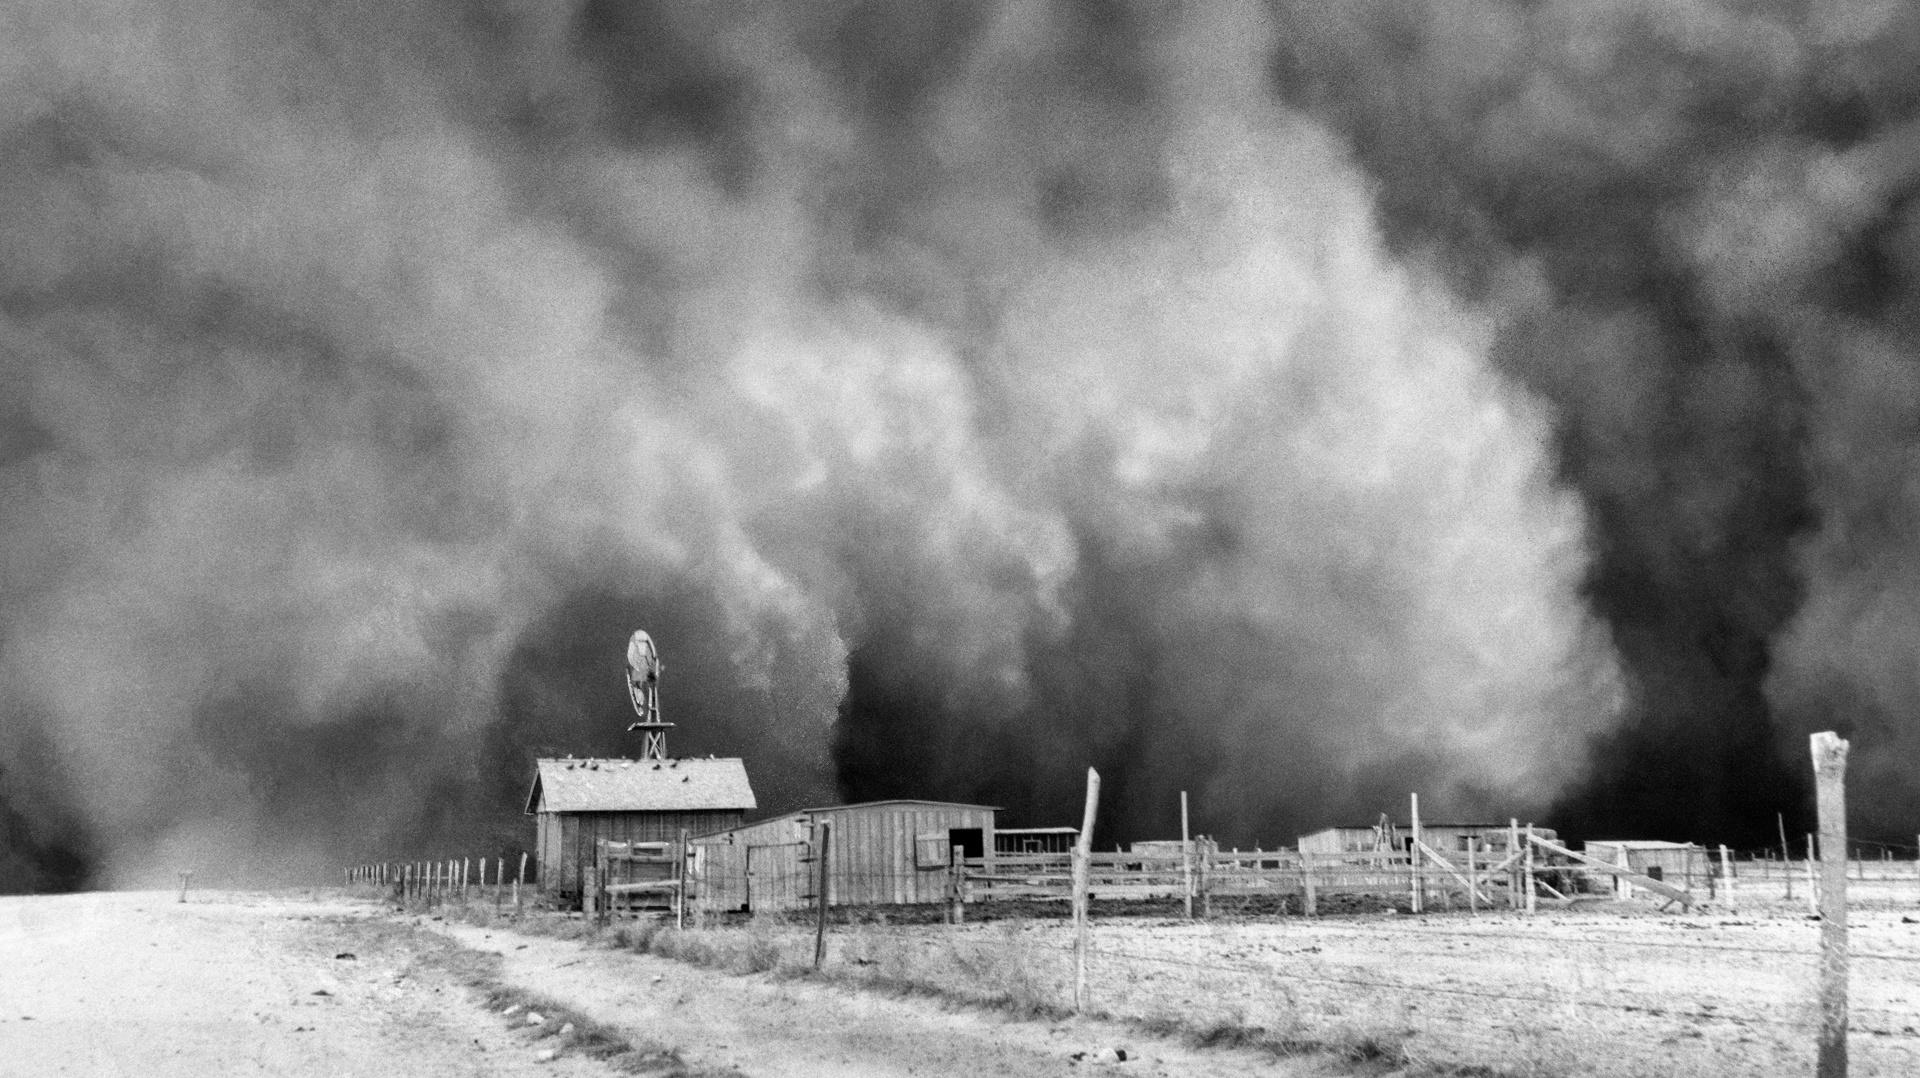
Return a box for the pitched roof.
[525,757,756,815]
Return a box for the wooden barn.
[1583,840,1705,890]
[689,800,998,914]
[1297,822,1558,857]
[525,756,755,902]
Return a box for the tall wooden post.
[948,845,965,924]
[1781,813,1794,902]
[814,823,832,969]
[1409,793,1423,914]
[1524,824,1537,914]
[1812,731,1850,1078]
[1509,819,1521,909]
[1466,840,1478,916]
[1180,791,1193,920]
[677,829,690,931]
[1072,768,1101,1013]
[1718,844,1737,912]
[1302,851,1317,917]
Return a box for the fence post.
[1812,731,1850,1078]
[1072,768,1102,1014]
[516,852,527,917]
[1506,819,1519,909]
[1465,841,1477,916]
[1525,824,1538,914]
[1200,838,1213,919]
[814,822,832,969]
[1781,814,1793,902]
[1718,845,1737,913]
[1409,793,1422,914]
[677,829,690,931]
[948,844,965,925]
[1302,851,1317,917]
[1181,791,1193,921]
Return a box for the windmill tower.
[624,629,674,759]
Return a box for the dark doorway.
[947,827,984,858]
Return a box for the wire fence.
[728,912,1920,1077]
[342,849,1920,1075]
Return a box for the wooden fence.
[346,839,1920,920]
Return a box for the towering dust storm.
[1,1,1906,892]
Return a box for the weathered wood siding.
[691,802,997,913]
[537,809,745,898]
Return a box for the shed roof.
[997,826,1080,835]
[803,798,1001,814]
[689,799,1001,842]
[524,757,756,815]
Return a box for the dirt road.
[0,891,612,1078]
[0,892,1331,1077]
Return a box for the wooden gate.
[746,841,810,913]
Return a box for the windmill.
[624,630,674,759]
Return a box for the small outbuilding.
[525,756,756,902]
[1582,840,1705,891]
[996,827,1079,855]
[1297,822,1558,857]
[690,799,998,914]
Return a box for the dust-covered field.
[7,885,1919,1077]
[571,880,1920,1078]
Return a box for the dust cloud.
[20,0,1911,889]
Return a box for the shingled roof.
[524,757,757,815]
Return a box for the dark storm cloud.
[1259,0,1920,844]
[17,0,1829,890]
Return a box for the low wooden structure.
[1297,822,1558,857]
[525,756,755,905]
[1583,840,1706,890]
[997,827,1079,855]
[690,799,997,914]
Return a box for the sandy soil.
[429,915,1339,1077]
[826,899,1920,1076]
[0,891,612,1078]
[0,891,1342,1077]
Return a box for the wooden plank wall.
[818,804,995,906]
[540,810,745,897]
[688,805,999,914]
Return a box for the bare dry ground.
[765,893,1920,1077]
[10,885,1919,1077]
[0,891,622,1078]
[0,890,1347,1077]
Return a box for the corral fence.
[341,837,1920,924]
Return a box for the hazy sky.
[4,0,1918,890]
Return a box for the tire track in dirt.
[0,891,613,1078]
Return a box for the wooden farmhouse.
[690,799,997,914]
[525,755,755,901]
[1297,822,1558,857]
